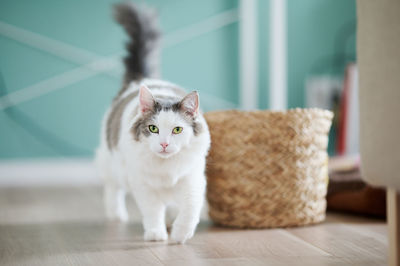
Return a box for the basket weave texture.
[204,108,333,228]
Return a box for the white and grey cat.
[95,3,210,244]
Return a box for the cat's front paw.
[144,228,168,242]
[170,225,195,244]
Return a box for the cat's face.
[144,111,193,158]
[132,86,201,159]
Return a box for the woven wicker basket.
[204,108,333,228]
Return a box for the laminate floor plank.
[287,223,387,265]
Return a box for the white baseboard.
[0,158,101,187]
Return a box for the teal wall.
[287,0,356,108]
[258,0,270,109]
[0,0,356,159]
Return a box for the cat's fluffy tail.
[114,2,160,87]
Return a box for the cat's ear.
[180,91,199,117]
[139,85,155,113]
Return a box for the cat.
[95,3,211,244]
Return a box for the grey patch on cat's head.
[192,120,203,136]
[131,113,153,141]
[154,94,181,110]
[130,92,203,141]
[171,100,203,136]
[163,93,203,136]
[180,114,203,137]
[130,101,172,141]
[131,98,162,141]
[173,92,203,136]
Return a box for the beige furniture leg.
[388,188,400,266]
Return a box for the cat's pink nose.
[160,143,169,149]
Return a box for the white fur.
[95,79,210,244]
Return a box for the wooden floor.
[0,186,388,266]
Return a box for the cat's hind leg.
[96,147,129,223]
[104,185,129,223]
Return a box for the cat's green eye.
[148,125,159,133]
[172,127,183,134]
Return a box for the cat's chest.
[145,172,180,188]
[133,158,191,188]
